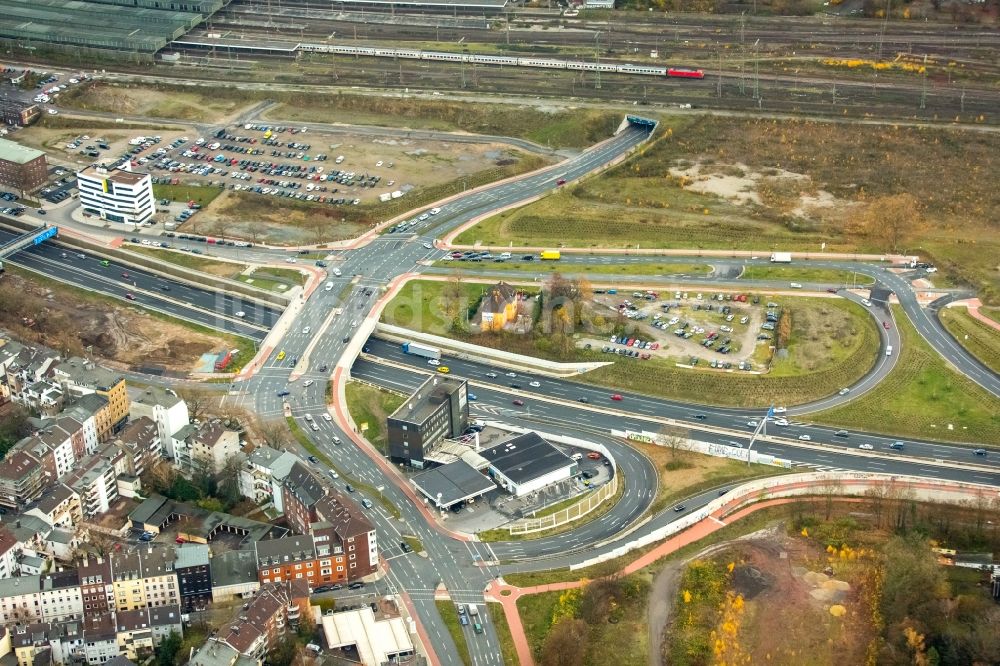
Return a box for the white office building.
[77,164,154,226]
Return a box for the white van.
[886,345,893,357]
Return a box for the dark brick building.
[0,137,47,193]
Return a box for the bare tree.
[848,193,926,253]
[258,419,292,449]
[817,478,842,521]
[245,221,266,245]
[540,618,589,666]
[176,388,210,422]
[657,424,692,468]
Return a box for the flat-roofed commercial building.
[77,165,154,226]
[0,138,47,193]
[387,375,469,468]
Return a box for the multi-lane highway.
[6,114,998,666]
[0,227,280,340]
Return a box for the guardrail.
[570,471,999,570]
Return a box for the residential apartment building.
[254,535,326,587]
[115,606,183,662]
[127,386,189,462]
[189,582,309,666]
[9,621,84,666]
[82,613,118,665]
[0,137,47,193]
[280,463,378,581]
[39,570,83,623]
[17,380,64,416]
[387,374,469,466]
[79,556,115,615]
[53,358,130,441]
[188,419,242,475]
[76,165,154,226]
[109,547,179,611]
[174,545,212,612]
[239,446,300,513]
[25,484,82,532]
[0,526,19,578]
[0,450,45,510]
[66,441,125,518]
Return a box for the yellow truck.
[540,250,561,260]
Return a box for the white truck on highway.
[770,252,792,263]
[401,341,441,361]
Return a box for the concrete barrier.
[375,323,610,377]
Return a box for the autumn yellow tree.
[849,193,926,253]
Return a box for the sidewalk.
[953,298,1000,333]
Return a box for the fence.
[508,474,618,535]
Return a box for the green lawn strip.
[437,261,712,276]
[646,460,793,519]
[237,276,290,293]
[433,600,472,666]
[152,184,224,207]
[284,416,401,519]
[126,245,248,278]
[344,382,406,454]
[252,266,307,287]
[486,602,520,666]
[938,307,1000,375]
[979,306,1000,326]
[514,591,561,661]
[478,474,625,543]
[268,96,620,150]
[740,265,876,286]
[381,279,539,336]
[812,305,1000,445]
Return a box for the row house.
[0,337,27,404]
[281,463,378,581]
[17,380,64,416]
[114,606,183,662]
[24,484,83,532]
[174,544,212,612]
[0,571,82,625]
[9,621,84,666]
[113,417,161,479]
[14,416,85,481]
[1,342,59,404]
[238,446,300,514]
[254,535,327,587]
[109,546,180,612]
[127,385,189,463]
[78,556,115,615]
[52,358,130,441]
[0,525,19,578]
[188,419,243,475]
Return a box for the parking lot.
[581,290,773,370]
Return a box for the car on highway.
[673,504,687,513]
[361,499,373,509]
[789,282,802,288]
[587,452,601,460]
[485,372,498,378]
[342,336,350,343]
[468,393,477,401]
[276,390,290,397]
[277,350,286,360]
[345,484,355,493]
[834,430,849,437]
[473,622,484,635]
[423,242,433,249]
[773,406,787,414]
[348,582,365,590]
[302,326,311,334]
[578,397,589,404]
[693,414,707,420]
[121,272,130,279]
[838,388,850,395]
[861,299,872,307]
[774,418,789,426]
[973,449,987,456]
[125,293,135,300]
[308,455,319,463]
[430,207,441,215]
[859,443,874,450]
[505,372,516,377]
[100,260,109,266]
[610,394,623,401]
[427,359,440,366]
[529,381,541,388]
[303,380,314,387]
[826,288,838,294]
[459,614,469,626]
[159,284,170,291]
[512,399,525,407]
[746,420,759,428]
[883,321,891,330]
[236,311,246,318]
[798,434,812,441]
[400,541,413,553]
[322,413,332,421]
[438,366,450,374]
[889,441,904,450]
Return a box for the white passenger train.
[297,43,704,79]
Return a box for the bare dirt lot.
[60,81,248,124]
[15,125,193,173]
[0,271,232,373]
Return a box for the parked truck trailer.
[770,252,792,263]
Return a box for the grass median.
[487,603,520,666]
[937,307,1000,375]
[284,416,401,519]
[434,600,472,666]
[436,261,711,277]
[344,382,406,454]
[813,305,1000,445]
[740,265,876,287]
[126,245,248,279]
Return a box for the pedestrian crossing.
[793,462,847,473]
